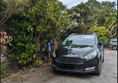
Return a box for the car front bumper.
[52,57,99,74]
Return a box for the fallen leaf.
[25,69,28,71]
[33,71,40,76]
[23,67,25,70]
[44,66,49,68]
[41,62,44,65]
[32,70,36,72]
[44,60,47,62]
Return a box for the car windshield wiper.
[80,45,94,47]
[70,44,76,45]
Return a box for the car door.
[112,39,117,46]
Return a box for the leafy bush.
[87,26,113,45]
[0,31,12,55]
[8,18,40,66]
[1,31,8,54]
[1,62,11,78]
[0,31,13,78]
[66,2,96,33]
[8,0,69,67]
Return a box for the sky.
[58,0,117,9]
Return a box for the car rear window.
[62,35,95,46]
[111,39,117,42]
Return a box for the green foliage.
[87,25,113,44]
[8,17,37,65]
[8,0,69,67]
[104,11,117,37]
[1,62,10,78]
[33,60,42,67]
[1,31,12,55]
[1,0,29,24]
[66,2,96,34]
[19,70,22,73]
[85,0,116,26]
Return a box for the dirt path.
[2,48,117,83]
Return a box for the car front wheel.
[102,51,104,63]
[94,60,101,76]
[102,55,104,63]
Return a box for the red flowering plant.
[1,31,12,57]
[1,31,8,54]
[0,31,13,79]
[21,0,69,54]
[8,0,69,67]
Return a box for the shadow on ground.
[51,68,97,78]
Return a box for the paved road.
[3,48,117,83]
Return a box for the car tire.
[102,51,104,63]
[102,55,104,63]
[112,45,117,50]
[94,60,101,76]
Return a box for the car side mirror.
[99,41,103,46]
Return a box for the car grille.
[55,57,84,64]
[57,65,84,71]
[58,65,74,70]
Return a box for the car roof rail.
[70,33,77,35]
[93,32,98,36]
[68,33,77,37]
[93,32,96,35]
[72,33,77,34]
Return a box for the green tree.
[85,0,116,26]
[1,0,29,25]
[101,1,116,12]
[8,0,69,66]
[66,2,96,34]
[87,22,113,44]
[104,11,117,37]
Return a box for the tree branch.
[1,9,10,23]
[37,34,40,42]
[2,7,19,24]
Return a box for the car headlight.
[84,51,97,60]
[53,50,56,58]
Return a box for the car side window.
[96,35,99,46]
[97,35,101,42]
[111,39,117,42]
[96,34,101,47]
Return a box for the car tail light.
[109,40,111,44]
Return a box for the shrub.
[8,0,69,67]
[1,31,8,54]
[87,26,113,45]
[1,62,10,79]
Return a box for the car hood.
[56,45,95,58]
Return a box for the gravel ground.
[2,48,117,83]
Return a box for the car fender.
[96,49,101,61]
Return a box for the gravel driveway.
[3,48,117,83]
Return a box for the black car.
[52,33,104,75]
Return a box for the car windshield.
[62,35,95,46]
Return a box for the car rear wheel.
[112,45,117,50]
[94,60,101,76]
